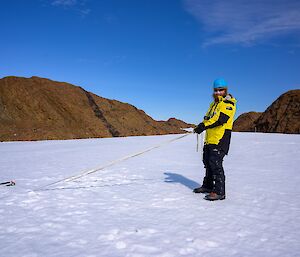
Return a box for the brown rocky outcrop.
[233,112,262,132]
[165,118,195,129]
[255,90,300,134]
[233,89,300,134]
[0,76,192,141]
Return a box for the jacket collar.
[215,94,237,103]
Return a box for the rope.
[196,132,205,155]
[36,178,161,192]
[199,132,205,157]
[34,133,191,191]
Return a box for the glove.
[193,123,206,134]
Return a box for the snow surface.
[0,133,300,257]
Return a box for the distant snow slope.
[0,133,299,257]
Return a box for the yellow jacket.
[202,95,237,153]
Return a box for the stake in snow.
[0,133,299,257]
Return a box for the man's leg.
[205,146,226,200]
[202,145,214,190]
[193,145,213,193]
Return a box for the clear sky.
[1,0,300,124]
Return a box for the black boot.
[204,192,226,201]
[193,186,212,193]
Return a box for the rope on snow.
[34,133,192,192]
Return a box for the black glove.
[193,123,206,134]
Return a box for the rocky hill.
[233,112,262,132]
[0,76,193,141]
[233,90,300,134]
[164,118,195,128]
[255,90,300,134]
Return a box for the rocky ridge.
[0,76,193,141]
[233,90,300,134]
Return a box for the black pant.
[202,144,226,195]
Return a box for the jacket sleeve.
[205,112,230,129]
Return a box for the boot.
[204,192,225,201]
[193,186,212,194]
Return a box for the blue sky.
[1,0,300,124]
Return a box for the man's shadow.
[164,172,200,191]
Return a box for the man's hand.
[194,123,206,134]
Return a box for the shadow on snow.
[164,172,200,191]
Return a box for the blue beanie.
[213,78,228,89]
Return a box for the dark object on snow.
[204,192,226,201]
[193,186,211,194]
[0,181,15,186]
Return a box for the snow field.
[0,133,299,257]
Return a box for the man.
[193,78,237,201]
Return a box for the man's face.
[214,88,226,97]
